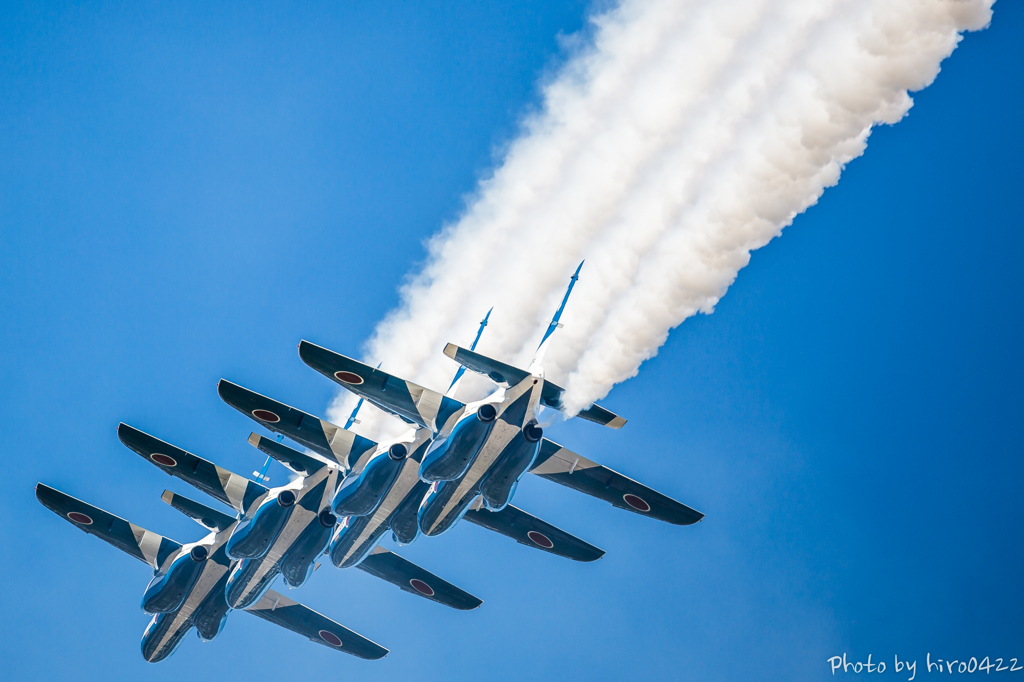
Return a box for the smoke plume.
[328,0,994,437]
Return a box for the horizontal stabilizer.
[161,490,236,533]
[248,433,327,476]
[118,423,267,515]
[442,344,626,429]
[464,504,605,562]
[247,589,388,660]
[357,546,482,611]
[299,340,465,433]
[530,439,704,526]
[218,380,376,471]
[36,483,181,569]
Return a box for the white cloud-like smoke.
[328,0,994,437]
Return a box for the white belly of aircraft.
[427,419,522,532]
[337,457,421,565]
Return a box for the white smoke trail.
[328,0,994,437]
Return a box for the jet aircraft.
[217,380,608,567]
[34,483,388,662]
[117,423,482,610]
[297,263,704,540]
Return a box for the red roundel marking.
[527,530,554,549]
[252,409,280,423]
[409,579,435,597]
[67,511,93,525]
[334,371,364,385]
[318,630,343,647]
[623,494,651,512]
[150,453,177,467]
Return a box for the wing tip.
[456,596,484,611]
[443,343,458,360]
[606,415,627,429]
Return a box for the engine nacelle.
[417,479,480,538]
[192,587,231,642]
[418,405,498,483]
[225,491,297,560]
[477,425,543,512]
[140,545,209,614]
[332,449,406,517]
[279,515,334,588]
[328,514,389,569]
[225,557,280,610]
[388,480,429,545]
[140,612,193,663]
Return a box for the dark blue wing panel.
[298,340,464,432]
[36,483,181,569]
[356,547,482,611]
[530,438,704,526]
[218,380,376,470]
[464,504,605,562]
[118,423,267,514]
[246,589,388,660]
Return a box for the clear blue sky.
[1,2,1021,680]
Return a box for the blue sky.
[1,2,1021,680]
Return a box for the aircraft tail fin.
[160,490,236,532]
[442,343,626,429]
[247,432,328,476]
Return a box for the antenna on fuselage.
[446,307,493,397]
[529,261,583,374]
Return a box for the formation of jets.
[36,263,703,662]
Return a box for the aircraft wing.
[35,483,181,570]
[218,380,376,471]
[443,343,626,428]
[246,589,388,660]
[118,423,267,515]
[530,438,704,526]
[299,340,465,433]
[356,546,482,611]
[464,504,605,562]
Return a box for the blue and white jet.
[117,423,483,612]
[298,263,704,541]
[217,377,608,573]
[35,483,388,662]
